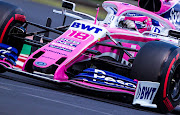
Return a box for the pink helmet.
[124,15,152,33]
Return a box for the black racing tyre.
[138,0,161,12]
[0,1,26,55]
[130,41,180,113]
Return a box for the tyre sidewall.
[1,8,25,40]
[0,5,25,55]
[157,49,180,113]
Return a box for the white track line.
[24,93,113,115]
[0,86,11,90]
[0,82,75,97]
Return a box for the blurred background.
[32,0,138,19]
[23,0,138,38]
[4,0,139,39]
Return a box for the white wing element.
[53,9,83,20]
[133,81,160,108]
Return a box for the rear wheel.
[130,41,180,113]
[0,1,26,55]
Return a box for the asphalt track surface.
[0,0,180,115]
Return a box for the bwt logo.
[136,84,157,100]
[71,22,102,34]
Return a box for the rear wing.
[53,0,95,23]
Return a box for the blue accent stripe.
[0,43,18,54]
[83,68,136,84]
[75,68,137,90]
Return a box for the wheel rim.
[170,72,180,101]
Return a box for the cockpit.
[101,1,175,36]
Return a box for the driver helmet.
[124,13,152,33]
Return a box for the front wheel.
[130,41,180,113]
[0,1,26,55]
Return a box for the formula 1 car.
[0,0,180,113]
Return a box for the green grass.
[31,0,106,19]
[91,0,104,4]
[32,0,61,8]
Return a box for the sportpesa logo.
[93,69,136,89]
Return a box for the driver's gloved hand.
[123,20,137,30]
[119,20,137,31]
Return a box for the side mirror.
[169,30,180,38]
[62,0,76,11]
[53,0,95,24]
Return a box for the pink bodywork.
[22,1,176,95]
[23,29,96,81]
[0,59,13,68]
[70,80,135,95]
[104,1,175,29]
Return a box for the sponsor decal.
[0,46,18,61]
[51,43,75,50]
[164,4,180,28]
[121,3,130,6]
[133,81,160,108]
[0,49,11,54]
[148,34,158,38]
[14,54,28,69]
[71,22,102,34]
[44,49,67,56]
[0,46,13,55]
[60,38,80,45]
[68,30,90,40]
[169,8,180,25]
[151,26,161,33]
[49,45,72,52]
[0,43,18,54]
[136,84,157,100]
[35,61,47,66]
[57,40,78,47]
[41,56,55,60]
[94,69,136,89]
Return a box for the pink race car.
[0,0,180,113]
